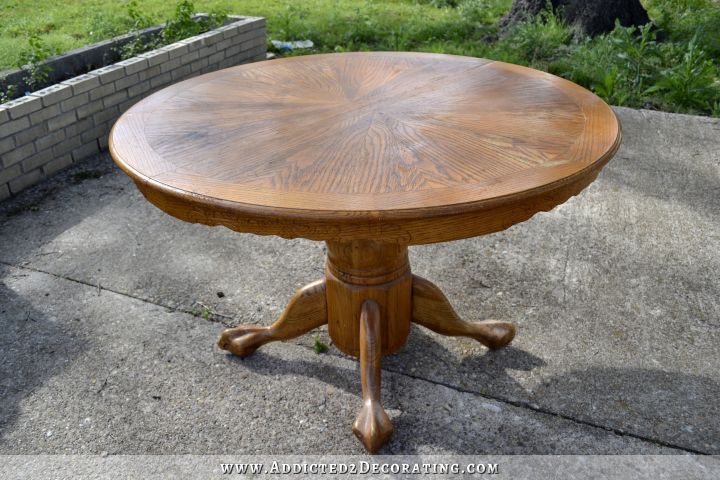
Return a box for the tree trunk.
[500,0,651,37]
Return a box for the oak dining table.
[109,52,621,453]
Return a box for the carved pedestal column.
[325,240,412,357]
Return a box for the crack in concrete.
[0,259,708,455]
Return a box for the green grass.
[1,0,718,115]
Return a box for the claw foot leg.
[411,275,515,350]
[352,300,393,453]
[218,279,327,358]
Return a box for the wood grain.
[352,299,393,453]
[112,52,621,453]
[217,279,327,357]
[109,52,621,245]
[325,240,412,356]
[412,275,515,350]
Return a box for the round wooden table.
[109,52,621,452]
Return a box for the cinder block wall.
[0,16,266,200]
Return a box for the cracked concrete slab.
[0,107,718,456]
[0,265,671,455]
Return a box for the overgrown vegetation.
[1,0,718,115]
[114,0,228,60]
[0,0,226,100]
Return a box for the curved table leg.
[352,300,393,453]
[218,279,327,358]
[411,275,516,350]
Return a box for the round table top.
[110,52,621,244]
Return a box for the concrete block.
[98,133,109,150]
[89,64,126,85]
[0,183,9,201]
[207,51,225,66]
[190,57,209,73]
[80,122,109,144]
[2,141,36,168]
[28,104,61,124]
[114,73,139,91]
[235,30,262,45]
[217,57,233,69]
[60,92,89,113]
[31,83,73,107]
[194,45,217,63]
[21,147,53,173]
[71,140,100,161]
[116,57,149,76]
[0,106,8,125]
[47,111,77,131]
[128,80,152,99]
[63,117,94,140]
[138,49,169,68]
[118,98,138,115]
[89,83,116,102]
[3,95,42,119]
[221,25,241,40]
[8,168,44,193]
[76,99,104,120]
[14,122,48,147]
[52,135,82,157]
[180,49,200,64]
[215,38,234,51]
[191,32,217,46]
[0,164,21,184]
[61,74,101,95]
[138,65,161,82]
[2,116,30,137]
[0,136,16,155]
[179,36,204,51]
[171,64,192,82]
[35,129,66,151]
[160,57,183,74]
[226,44,242,58]
[161,42,190,58]
[42,153,73,176]
[93,105,119,125]
[150,72,172,89]
[241,36,266,51]
[102,90,128,109]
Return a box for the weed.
[712,101,720,118]
[6,202,41,217]
[458,0,512,26]
[492,5,572,68]
[592,66,630,106]
[0,82,18,104]
[313,336,329,354]
[608,22,662,98]
[17,33,54,91]
[645,38,720,114]
[71,170,104,184]
[117,0,227,60]
[277,3,310,41]
[163,0,227,44]
[647,0,720,58]
[190,301,213,320]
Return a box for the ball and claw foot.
[352,300,393,453]
[217,274,515,454]
[217,279,327,358]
